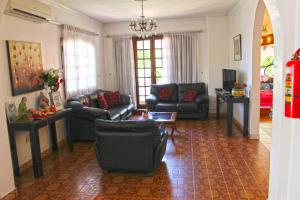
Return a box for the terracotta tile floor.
[7,118,270,200]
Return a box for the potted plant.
[232,82,247,97]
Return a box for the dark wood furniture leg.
[7,125,20,177]
[227,102,233,137]
[216,95,220,120]
[243,99,250,136]
[29,127,43,178]
[49,122,58,151]
[65,115,74,151]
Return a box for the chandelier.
[129,0,158,38]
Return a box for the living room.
[0,0,300,200]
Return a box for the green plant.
[42,69,63,92]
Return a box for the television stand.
[215,89,249,137]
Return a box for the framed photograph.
[5,102,18,123]
[233,34,242,61]
[52,92,63,111]
[6,40,44,96]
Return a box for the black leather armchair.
[94,119,168,174]
[146,83,209,119]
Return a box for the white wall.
[0,1,104,198]
[103,17,229,112]
[228,0,300,199]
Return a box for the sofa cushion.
[97,94,109,110]
[104,91,121,107]
[89,93,99,108]
[151,83,178,102]
[177,103,198,112]
[159,87,173,102]
[178,83,206,102]
[74,107,109,121]
[155,103,177,112]
[183,90,198,102]
[109,105,128,120]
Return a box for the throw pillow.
[159,87,173,102]
[97,94,109,110]
[104,91,121,107]
[183,90,198,102]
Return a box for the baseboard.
[19,139,67,174]
[2,189,17,200]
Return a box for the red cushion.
[183,90,198,102]
[104,91,121,107]
[97,94,109,110]
[159,88,173,101]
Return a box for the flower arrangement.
[232,82,247,97]
[42,68,63,92]
[233,82,247,89]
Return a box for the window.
[133,36,163,108]
[62,25,97,98]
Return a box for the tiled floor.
[5,118,270,200]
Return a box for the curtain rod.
[105,30,203,38]
[61,24,100,36]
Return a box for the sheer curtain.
[112,36,136,105]
[163,32,200,83]
[62,25,97,98]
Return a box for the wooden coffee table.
[148,112,177,136]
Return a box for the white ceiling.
[51,0,240,23]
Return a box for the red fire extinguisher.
[285,48,300,118]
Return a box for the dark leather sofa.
[146,83,209,119]
[94,119,167,174]
[66,89,134,141]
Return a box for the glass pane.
[138,78,145,86]
[139,96,146,105]
[138,69,144,77]
[137,50,144,59]
[138,60,144,68]
[139,87,146,96]
[144,40,150,49]
[144,59,151,68]
[156,68,162,77]
[155,39,162,48]
[144,50,151,59]
[137,41,143,49]
[155,49,162,58]
[156,77,163,84]
[145,87,150,95]
[145,78,151,86]
[156,59,162,68]
[145,68,151,77]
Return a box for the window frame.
[132,35,163,108]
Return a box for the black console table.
[7,108,73,178]
[215,89,250,137]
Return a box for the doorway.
[259,9,274,150]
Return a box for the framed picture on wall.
[233,34,242,61]
[52,92,63,111]
[6,40,44,96]
[5,102,18,123]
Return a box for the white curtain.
[163,32,200,83]
[112,36,136,106]
[62,25,97,98]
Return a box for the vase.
[49,92,56,112]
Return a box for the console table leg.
[227,103,233,137]
[216,96,220,120]
[65,116,74,152]
[49,122,58,151]
[29,128,43,178]
[8,125,20,177]
[243,100,250,137]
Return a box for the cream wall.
[228,0,300,199]
[0,1,104,198]
[103,16,229,113]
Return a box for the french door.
[133,36,163,108]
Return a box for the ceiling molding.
[228,0,248,16]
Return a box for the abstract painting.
[6,40,44,96]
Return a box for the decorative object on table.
[5,102,18,122]
[41,68,64,112]
[18,97,32,121]
[129,0,158,38]
[142,111,148,119]
[52,92,63,111]
[37,91,50,112]
[6,40,44,96]
[233,34,242,61]
[232,83,247,97]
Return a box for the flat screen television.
[223,69,236,91]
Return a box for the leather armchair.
[94,119,168,174]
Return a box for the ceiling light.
[129,0,158,38]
